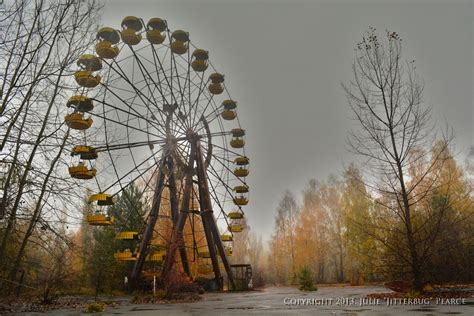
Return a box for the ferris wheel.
[64,16,250,290]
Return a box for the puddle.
[130,307,159,311]
[408,308,437,312]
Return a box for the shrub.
[84,302,105,313]
[298,266,317,291]
[404,290,421,299]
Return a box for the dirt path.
[12,286,474,315]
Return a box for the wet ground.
[11,286,474,315]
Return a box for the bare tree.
[0,0,102,289]
[342,27,451,290]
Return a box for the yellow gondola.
[221,110,236,120]
[147,18,167,44]
[121,29,142,45]
[122,16,143,31]
[172,30,189,42]
[199,250,211,259]
[71,145,98,160]
[209,73,224,83]
[209,83,224,95]
[231,128,245,137]
[68,163,96,180]
[230,129,245,148]
[87,213,114,226]
[148,18,167,31]
[197,264,213,274]
[96,41,120,59]
[146,251,165,262]
[65,112,93,130]
[233,185,249,193]
[121,16,142,45]
[234,156,249,165]
[225,247,233,256]
[221,100,237,121]
[74,70,101,88]
[222,99,237,109]
[192,59,208,72]
[228,224,244,233]
[230,138,244,148]
[227,211,244,219]
[191,49,209,72]
[233,196,248,206]
[221,234,233,242]
[208,73,224,95]
[116,231,139,240]
[77,54,102,71]
[97,27,121,44]
[221,99,236,120]
[234,167,249,177]
[147,29,166,44]
[171,40,188,55]
[88,193,114,206]
[114,249,137,261]
[67,95,94,112]
[170,30,189,54]
[192,49,209,60]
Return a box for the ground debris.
[367,290,474,300]
[131,292,202,304]
[0,296,120,313]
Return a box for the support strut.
[195,140,235,290]
[130,157,167,290]
[161,138,235,290]
[166,156,191,277]
[161,141,196,282]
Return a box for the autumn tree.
[342,28,453,290]
[320,176,346,282]
[341,164,378,284]
[295,179,328,283]
[410,142,474,283]
[269,191,299,284]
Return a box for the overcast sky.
[102,0,473,242]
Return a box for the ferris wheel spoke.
[206,159,243,224]
[97,81,166,135]
[128,47,171,125]
[191,89,215,130]
[104,151,166,196]
[166,31,188,127]
[88,111,162,139]
[149,45,174,107]
[178,48,192,130]
[94,139,168,153]
[147,45,196,137]
[104,58,167,127]
[183,71,205,124]
[197,102,225,130]
[149,43,181,109]
[197,130,231,139]
[92,97,156,129]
